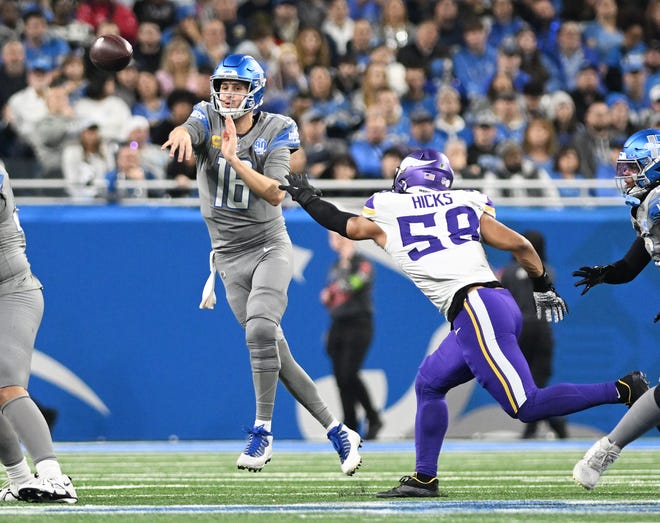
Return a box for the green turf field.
[2,440,660,522]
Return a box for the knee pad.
[245,317,281,372]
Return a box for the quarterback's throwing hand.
[572,265,612,295]
[279,173,322,206]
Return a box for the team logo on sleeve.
[211,135,222,148]
[190,108,206,121]
[254,138,267,155]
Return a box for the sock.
[254,419,272,432]
[35,459,62,480]
[326,419,341,431]
[1,396,56,466]
[5,457,32,485]
[415,472,436,482]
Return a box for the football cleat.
[616,371,649,406]
[377,473,440,498]
[0,482,22,502]
[18,475,77,504]
[327,424,362,476]
[236,425,273,472]
[573,437,622,490]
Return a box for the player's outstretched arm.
[279,173,385,246]
[162,126,193,162]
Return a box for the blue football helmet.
[210,54,266,119]
[615,128,660,198]
[392,148,454,193]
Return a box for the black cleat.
[376,474,440,498]
[616,371,649,407]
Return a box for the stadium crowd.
[0,0,658,201]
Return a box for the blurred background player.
[500,230,568,439]
[280,148,649,498]
[572,128,660,490]
[161,54,361,475]
[0,165,76,503]
[321,231,382,440]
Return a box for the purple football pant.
[414,287,618,478]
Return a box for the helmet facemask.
[209,54,266,119]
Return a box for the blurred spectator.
[75,0,139,43]
[491,139,560,202]
[592,138,623,197]
[22,9,70,71]
[603,12,646,93]
[233,17,278,73]
[349,109,393,178]
[307,65,357,137]
[198,0,246,50]
[367,44,407,96]
[333,53,361,97]
[641,83,660,127]
[550,144,587,198]
[49,0,95,50]
[0,40,27,113]
[380,144,408,180]
[271,0,301,44]
[606,92,637,145]
[521,80,546,119]
[486,71,515,105]
[105,142,158,200]
[321,153,359,184]
[155,37,198,97]
[346,18,378,70]
[399,60,435,116]
[444,136,478,185]
[299,108,348,179]
[644,40,660,87]
[294,26,334,73]
[522,117,558,174]
[132,0,177,31]
[516,23,559,92]
[433,0,463,51]
[374,86,409,143]
[494,38,530,92]
[192,18,229,70]
[452,17,498,104]
[551,21,599,93]
[466,110,501,176]
[296,0,327,29]
[31,83,78,179]
[114,60,139,107]
[61,119,114,201]
[132,70,169,126]
[434,84,471,144]
[150,88,197,145]
[620,54,651,114]
[570,100,611,178]
[0,1,21,47]
[5,59,56,163]
[263,43,307,114]
[132,22,163,73]
[377,0,413,51]
[350,60,388,114]
[583,0,623,64]
[396,20,447,82]
[644,0,660,42]
[493,90,527,143]
[165,155,197,198]
[569,63,606,122]
[348,0,381,26]
[58,51,86,103]
[488,0,526,50]
[121,115,168,180]
[322,0,354,57]
[73,73,132,144]
[543,90,584,147]
[406,109,446,151]
[524,0,561,58]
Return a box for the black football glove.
[654,311,660,324]
[278,173,322,207]
[530,271,568,323]
[572,265,614,295]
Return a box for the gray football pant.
[610,386,660,448]
[216,241,333,428]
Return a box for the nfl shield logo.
[254,138,267,155]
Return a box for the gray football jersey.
[183,103,300,253]
[0,168,42,295]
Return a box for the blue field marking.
[52,438,660,454]
[1,500,660,515]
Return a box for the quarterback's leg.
[574,386,660,489]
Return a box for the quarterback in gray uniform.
[573,128,660,490]
[0,167,77,503]
[162,54,361,475]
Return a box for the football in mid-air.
[89,34,133,72]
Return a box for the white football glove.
[533,290,567,323]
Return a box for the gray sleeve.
[263,147,291,184]
[183,119,207,149]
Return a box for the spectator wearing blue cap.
[620,53,651,113]
[22,9,70,72]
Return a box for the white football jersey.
[362,189,498,317]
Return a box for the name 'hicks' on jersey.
[183,103,300,254]
[362,189,498,318]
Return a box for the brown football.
[89,34,133,72]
